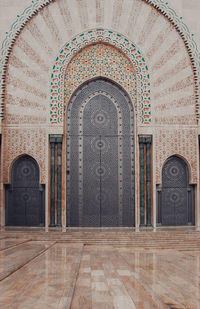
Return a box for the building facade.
[0,0,200,228]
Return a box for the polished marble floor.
[0,230,200,308]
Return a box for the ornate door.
[6,156,45,226]
[157,156,194,226]
[66,79,135,227]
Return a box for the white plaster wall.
[1,0,200,50]
[0,0,28,42]
[167,0,200,50]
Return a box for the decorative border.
[148,0,200,67]
[0,0,200,121]
[50,29,151,124]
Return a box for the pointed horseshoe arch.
[5,155,45,226]
[50,29,151,124]
[66,78,135,227]
[157,156,195,226]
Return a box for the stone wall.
[2,0,197,183]
[0,0,199,226]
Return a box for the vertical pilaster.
[49,135,63,227]
[197,135,200,227]
[57,139,62,227]
[156,186,162,225]
[0,134,2,227]
[146,137,152,226]
[152,130,157,229]
[139,136,152,227]
[45,133,49,230]
[139,138,145,226]
[50,138,55,226]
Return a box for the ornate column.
[156,186,162,225]
[57,138,62,227]
[139,136,152,227]
[146,137,152,226]
[49,135,63,227]
[197,136,200,227]
[139,138,145,226]
[50,137,55,226]
[0,134,2,227]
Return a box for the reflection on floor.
[0,228,200,308]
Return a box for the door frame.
[65,78,138,227]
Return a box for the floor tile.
[0,238,30,251]
[0,230,200,308]
[0,243,83,308]
[0,241,54,281]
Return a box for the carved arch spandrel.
[50,31,151,125]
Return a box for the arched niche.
[157,156,195,226]
[5,155,45,226]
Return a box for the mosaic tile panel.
[3,128,47,183]
[50,29,151,124]
[64,43,136,111]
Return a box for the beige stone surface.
[0,230,200,308]
[1,0,200,50]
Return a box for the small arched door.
[6,156,45,226]
[66,79,135,227]
[157,156,194,226]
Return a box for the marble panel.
[0,243,83,309]
[0,241,54,281]
[0,238,30,251]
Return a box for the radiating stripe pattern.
[1,0,198,185]
[2,0,196,126]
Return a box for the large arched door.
[6,155,45,226]
[66,79,135,227]
[157,156,195,226]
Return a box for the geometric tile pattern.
[64,43,137,113]
[51,29,151,124]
